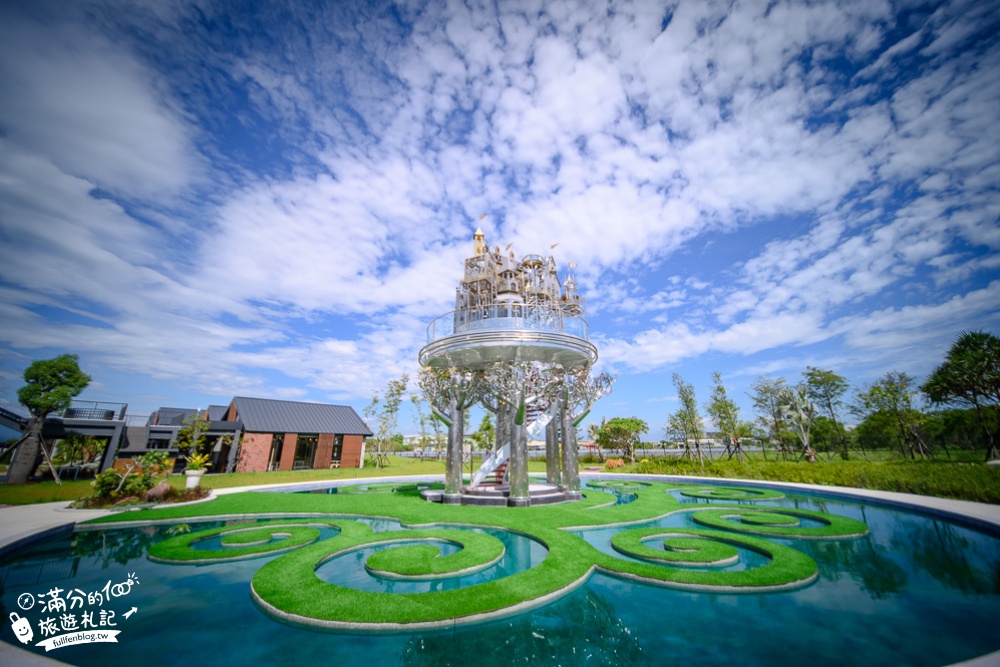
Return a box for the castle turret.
[473,228,486,256]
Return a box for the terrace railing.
[61,400,128,421]
[426,304,590,344]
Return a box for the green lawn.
[2,452,998,505]
[0,456,551,505]
[628,456,1000,504]
[85,480,839,628]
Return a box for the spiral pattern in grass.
[363,531,505,579]
[251,525,540,630]
[690,508,869,539]
[147,519,345,563]
[94,478,871,629]
[602,527,818,590]
[678,486,785,501]
[586,480,651,491]
[611,529,741,567]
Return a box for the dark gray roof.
[152,407,199,426]
[231,397,372,436]
[206,405,229,421]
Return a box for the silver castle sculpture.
[419,228,613,506]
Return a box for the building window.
[294,435,319,470]
[332,435,344,462]
[268,434,285,471]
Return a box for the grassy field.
[628,455,1000,504]
[0,456,552,506]
[1,452,998,505]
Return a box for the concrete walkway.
[1,478,999,666]
[585,473,1000,529]
[0,502,112,554]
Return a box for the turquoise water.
[316,527,548,594]
[1,487,999,666]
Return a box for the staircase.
[469,401,557,489]
[481,458,508,485]
[472,443,509,487]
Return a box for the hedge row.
[630,459,1000,504]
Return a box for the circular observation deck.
[419,305,598,370]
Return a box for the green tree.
[363,374,410,468]
[174,411,209,454]
[853,371,930,459]
[809,416,840,455]
[587,418,608,462]
[853,410,899,453]
[778,385,818,463]
[410,394,431,452]
[596,417,648,463]
[749,375,789,460]
[7,354,91,485]
[705,371,753,461]
[803,367,852,460]
[468,412,495,475]
[54,434,103,465]
[922,409,981,452]
[470,413,495,451]
[664,373,705,464]
[921,330,1000,459]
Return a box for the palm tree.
[778,386,818,463]
[588,418,607,462]
[921,331,1000,460]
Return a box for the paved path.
[585,473,1000,529]
[1,477,999,666]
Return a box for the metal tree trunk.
[508,393,530,503]
[561,400,580,494]
[445,397,465,496]
[494,401,510,455]
[545,415,561,485]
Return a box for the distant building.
[222,396,371,472]
[24,396,371,479]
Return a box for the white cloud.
[1,0,998,432]
[0,8,199,199]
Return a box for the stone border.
[249,569,596,634]
[677,486,784,501]
[689,507,870,539]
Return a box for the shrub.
[625,457,1000,504]
[83,451,171,505]
[605,458,625,470]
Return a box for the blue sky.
[1,0,998,441]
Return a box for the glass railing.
[61,400,128,420]
[426,305,590,343]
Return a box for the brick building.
[121,396,372,472]
[225,396,371,472]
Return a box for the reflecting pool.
[0,480,998,667]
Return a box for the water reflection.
[895,519,1000,595]
[72,525,174,569]
[399,585,646,667]
[796,538,908,599]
